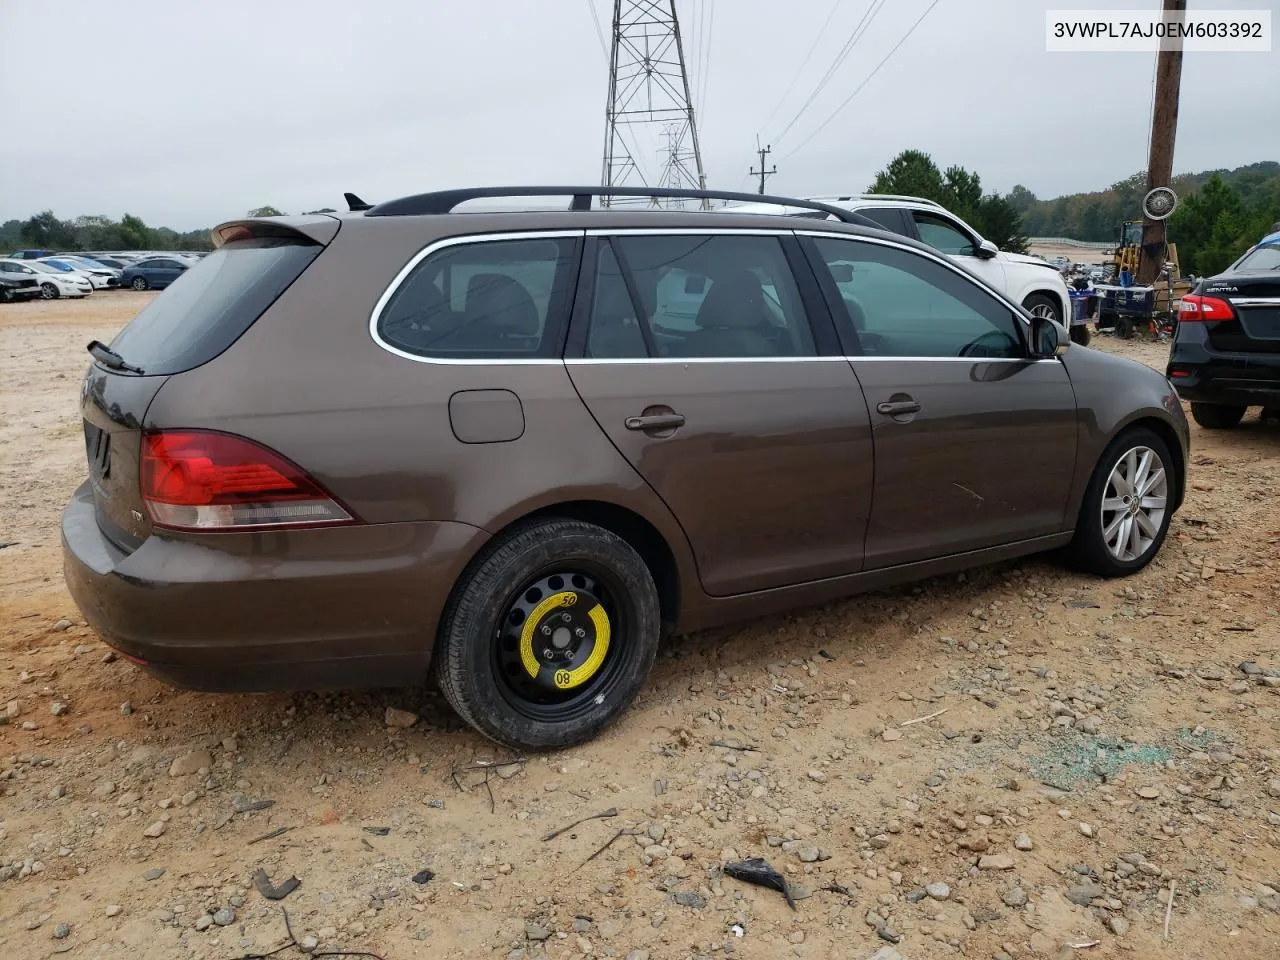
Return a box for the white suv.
[725,194,1087,345]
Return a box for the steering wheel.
[958,330,1015,358]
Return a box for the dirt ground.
[1,293,1277,960]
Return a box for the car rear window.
[1235,245,1280,272]
[107,237,321,376]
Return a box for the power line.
[698,0,716,121]
[781,0,943,161]
[771,0,887,146]
[759,0,844,134]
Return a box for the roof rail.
[362,186,884,228]
[819,193,944,207]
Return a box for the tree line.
[1007,161,1280,275]
[0,206,329,254]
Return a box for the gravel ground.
[2,294,1278,960]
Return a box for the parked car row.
[1,250,200,299]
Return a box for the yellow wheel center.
[517,590,611,690]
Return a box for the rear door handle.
[876,400,921,416]
[625,413,686,431]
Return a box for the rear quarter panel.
[143,215,702,612]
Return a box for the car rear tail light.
[1178,294,1234,322]
[141,430,355,531]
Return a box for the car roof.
[216,207,946,262]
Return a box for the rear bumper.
[1167,340,1280,406]
[61,481,489,692]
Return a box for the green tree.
[20,210,76,249]
[247,206,285,217]
[868,150,945,201]
[942,166,983,215]
[1006,184,1038,214]
[1166,173,1267,275]
[973,194,1030,254]
[869,150,1030,254]
[118,214,153,249]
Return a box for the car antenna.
[344,192,373,212]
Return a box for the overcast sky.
[2,0,1276,230]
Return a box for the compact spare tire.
[435,518,660,749]
[1068,427,1175,577]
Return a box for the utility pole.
[750,138,777,195]
[1136,0,1186,285]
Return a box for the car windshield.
[28,262,65,275]
[43,260,78,272]
[1235,244,1280,272]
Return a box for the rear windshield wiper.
[87,340,145,375]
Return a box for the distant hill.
[1007,161,1280,243]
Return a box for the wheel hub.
[499,573,612,700]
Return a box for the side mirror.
[976,239,999,259]
[1030,315,1069,358]
[829,263,854,283]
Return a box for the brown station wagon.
[62,186,1190,748]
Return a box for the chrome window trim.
[368,225,1050,366]
[369,229,584,366]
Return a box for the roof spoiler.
[210,216,341,248]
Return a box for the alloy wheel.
[1100,445,1168,562]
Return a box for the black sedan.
[1167,237,1280,428]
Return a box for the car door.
[907,209,1008,292]
[803,233,1078,569]
[148,259,179,287]
[565,231,875,596]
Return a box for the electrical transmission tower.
[601,0,707,208]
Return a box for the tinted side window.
[607,234,815,359]
[911,212,975,256]
[379,237,578,360]
[811,237,1022,359]
[858,207,908,235]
